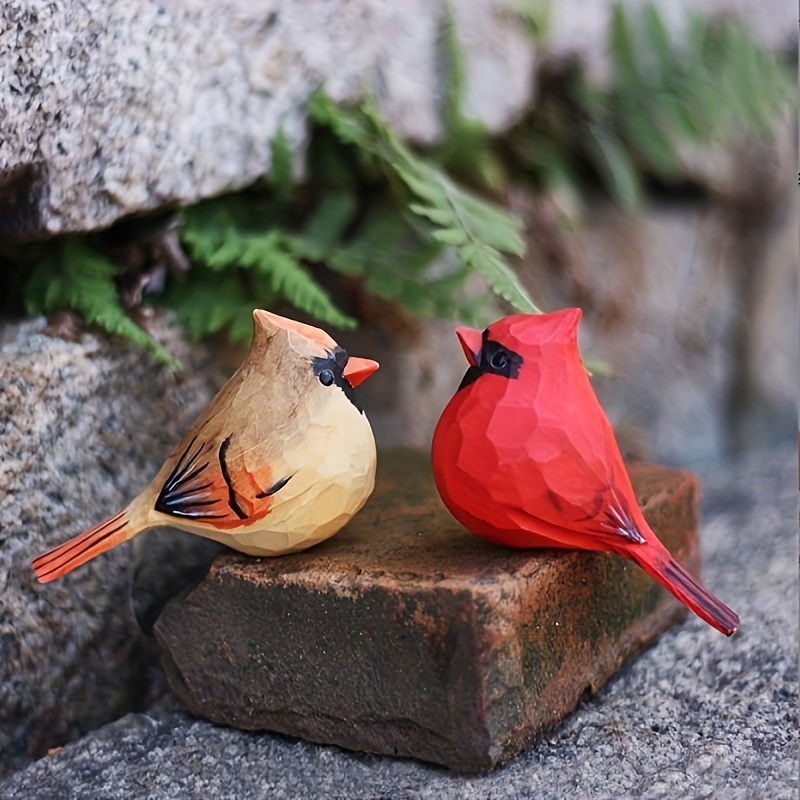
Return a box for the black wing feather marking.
[219,436,248,519]
[596,487,646,543]
[155,436,225,520]
[313,347,363,413]
[256,474,293,499]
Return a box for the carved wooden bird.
[32,310,379,583]
[431,308,739,636]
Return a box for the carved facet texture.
[32,311,378,581]
[432,309,739,636]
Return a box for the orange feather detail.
[31,510,135,583]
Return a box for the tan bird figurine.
[32,310,379,583]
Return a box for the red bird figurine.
[431,308,739,636]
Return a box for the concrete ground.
[2,448,796,799]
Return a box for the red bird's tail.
[630,548,739,636]
[32,509,138,583]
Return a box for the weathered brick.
[154,449,701,772]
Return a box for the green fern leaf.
[431,228,468,247]
[308,93,373,151]
[180,201,237,260]
[326,207,482,320]
[270,126,294,209]
[327,208,438,277]
[259,245,356,329]
[610,3,639,89]
[642,3,673,79]
[458,240,533,312]
[440,4,468,134]
[585,124,641,210]
[617,100,681,178]
[398,167,535,311]
[180,195,356,330]
[207,238,252,270]
[315,97,538,314]
[286,192,358,261]
[24,239,178,367]
[159,269,259,342]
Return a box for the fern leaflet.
[23,239,178,367]
[310,94,540,314]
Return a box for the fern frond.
[325,206,478,319]
[584,124,641,209]
[313,95,539,314]
[285,192,358,261]
[506,0,554,44]
[258,245,356,330]
[609,2,793,160]
[23,239,178,367]
[180,201,356,332]
[441,4,468,135]
[396,156,536,312]
[270,126,294,209]
[158,269,260,343]
[308,93,374,151]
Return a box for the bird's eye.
[318,369,335,386]
[490,351,509,371]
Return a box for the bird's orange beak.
[456,327,482,367]
[343,357,380,387]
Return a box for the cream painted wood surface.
[32,310,378,581]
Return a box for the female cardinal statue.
[431,308,738,636]
[33,310,379,583]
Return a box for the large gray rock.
[0,315,222,776]
[0,0,534,237]
[561,195,796,464]
[1,0,790,238]
[0,448,794,798]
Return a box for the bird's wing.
[525,472,644,544]
[153,428,293,531]
[148,355,307,531]
[500,419,647,546]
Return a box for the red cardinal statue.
[431,308,739,636]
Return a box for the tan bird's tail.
[32,507,142,583]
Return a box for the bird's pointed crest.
[252,309,338,354]
[489,308,582,348]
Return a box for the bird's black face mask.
[313,347,363,412]
[458,332,523,390]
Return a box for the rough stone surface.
[0,0,790,237]
[0,448,794,797]
[0,314,223,775]
[557,195,797,465]
[154,450,701,771]
[0,0,534,236]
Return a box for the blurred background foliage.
[2,2,793,365]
